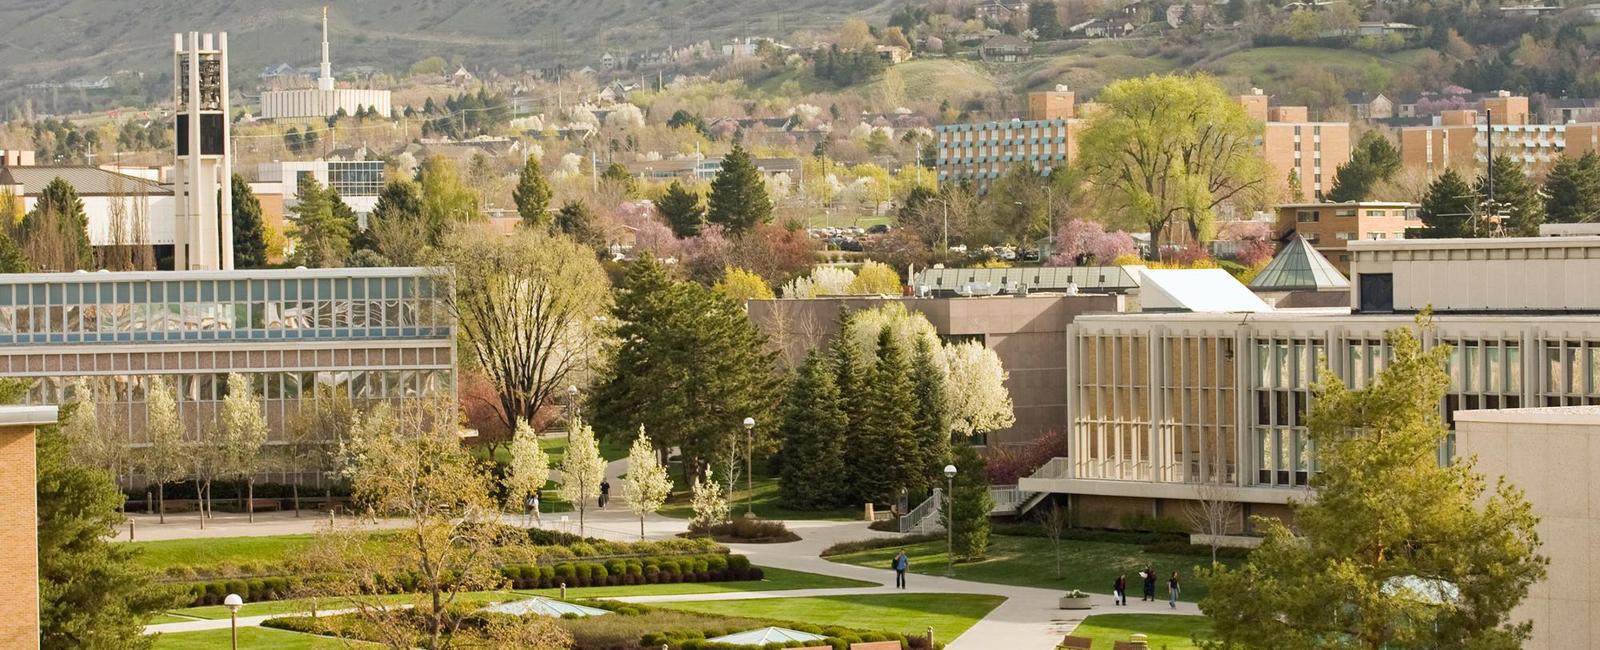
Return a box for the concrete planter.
[1059,594,1092,610]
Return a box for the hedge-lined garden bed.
[179,553,758,607]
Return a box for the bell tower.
[173,31,234,270]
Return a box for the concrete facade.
[1347,236,1600,313]
[1456,407,1600,649]
[933,118,1077,191]
[1274,201,1420,272]
[1399,93,1595,175]
[0,405,58,650]
[746,294,1124,448]
[1240,91,1351,201]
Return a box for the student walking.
[599,480,611,509]
[524,493,538,526]
[1142,565,1157,601]
[1168,571,1181,609]
[892,551,909,589]
[1113,574,1127,606]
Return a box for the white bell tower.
[172,31,234,270]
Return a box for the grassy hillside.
[0,0,895,87]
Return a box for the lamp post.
[223,593,244,650]
[943,464,957,577]
[567,385,579,422]
[743,417,756,518]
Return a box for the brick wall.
[0,423,39,649]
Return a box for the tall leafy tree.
[512,154,553,228]
[656,180,705,237]
[439,228,612,435]
[853,328,921,505]
[621,428,673,539]
[590,255,780,481]
[37,421,175,649]
[1078,74,1268,250]
[559,416,608,536]
[288,175,355,267]
[909,338,950,494]
[778,351,849,510]
[828,311,872,501]
[1415,168,1477,238]
[141,375,186,524]
[358,178,431,264]
[1200,319,1546,648]
[1477,154,1543,236]
[601,162,638,198]
[1542,152,1600,224]
[941,442,993,561]
[418,155,481,232]
[230,175,269,268]
[21,177,94,271]
[217,373,269,522]
[706,144,772,234]
[504,421,550,518]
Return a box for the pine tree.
[1543,152,1600,224]
[830,312,873,504]
[1416,168,1476,238]
[778,351,849,510]
[1326,131,1402,203]
[706,144,772,234]
[1477,154,1543,236]
[1200,319,1547,647]
[555,200,605,251]
[854,327,920,505]
[231,174,269,268]
[512,154,553,228]
[21,177,93,270]
[288,175,355,267]
[0,227,29,273]
[910,338,950,494]
[941,442,993,561]
[37,424,175,648]
[358,178,427,258]
[656,180,705,237]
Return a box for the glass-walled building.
[0,267,455,474]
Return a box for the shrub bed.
[819,534,943,557]
[180,553,758,607]
[686,518,801,544]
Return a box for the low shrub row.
[499,554,759,589]
[687,518,800,543]
[819,533,944,557]
[180,554,758,607]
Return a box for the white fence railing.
[898,488,943,534]
[1029,456,1073,480]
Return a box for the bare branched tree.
[1185,481,1242,564]
[1039,499,1069,579]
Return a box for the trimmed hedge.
[642,623,915,650]
[179,554,760,607]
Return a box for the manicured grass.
[659,475,861,522]
[131,534,319,574]
[152,626,372,649]
[826,534,1237,601]
[1072,613,1212,649]
[164,566,871,620]
[652,593,1006,640]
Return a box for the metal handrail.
[898,488,943,534]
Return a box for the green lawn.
[826,535,1236,601]
[652,593,1006,640]
[659,475,861,522]
[153,626,371,649]
[164,566,871,620]
[131,534,319,574]
[1072,613,1212,650]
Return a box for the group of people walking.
[520,480,613,526]
[1113,566,1179,608]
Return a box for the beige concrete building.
[0,405,59,650]
[1400,92,1600,176]
[1274,201,1420,272]
[1457,406,1600,649]
[1241,90,1352,201]
[747,293,1124,448]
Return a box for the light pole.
[743,417,756,518]
[943,464,957,577]
[567,385,579,423]
[224,593,244,650]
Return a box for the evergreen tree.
[1200,319,1547,647]
[706,144,772,234]
[854,327,921,505]
[1326,131,1402,203]
[230,174,268,268]
[0,228,29,273]
[778,351,849,510]
[21,177,93,270]
[359,178,427,253]
[1416,168,1477,238]
[555,200,606,251]
[288,175,355,267]
[1029,1,1062,38]
[512,154,553,228]
[37,422,176,648]
[830,312,873,503]
[910,338,950,494]
[941,442,993,561]
[1477,154,1544,236]
[656,180,705,237]
[590,255,780,482]
[1543,152,1600,224]
[602,162,638,197]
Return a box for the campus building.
[932,90,1079,191]
[1020,236,1600,532]
[1400,91,1600,175]
[0,267,455,479]
[259,8,392,120]
[254,158,386,226]
[0,405,57,649]
[1273,200,1420,273]
[1239,89,1351,201]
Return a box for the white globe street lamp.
[223,593,245,650]
[943,464,958,577]
[742,417,757,518]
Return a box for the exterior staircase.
[898,488,944,534]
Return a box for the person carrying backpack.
[892,551,909,589]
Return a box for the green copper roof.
[1249,234,1350,291]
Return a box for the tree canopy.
[706,145,773,234]
[1544,152,1600,224]
[1415,168,1477,238]
[231,175,269,268]
[512,155,554,228]
[1326,130,1403,203]
[657,180,705,238]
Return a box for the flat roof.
[1455,405,1600,425]
[0,267,437,285]
[1347,236,1600,252]
[1276,201,1418,209]
[0,405,59,427]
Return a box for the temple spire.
[317,6,334,91]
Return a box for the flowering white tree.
[218,373,270,522]
[621,427,673,539]
[689,467,730,531]
[782,266,857,298]
[558,417,608,536]
[945,340,1015,437]
[505,421,550,525]
[142,375,187,524]
[845,301,943,366]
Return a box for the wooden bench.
[1113,642,1145,650]
[1059,636,1093,649]
[849,642,903,650]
